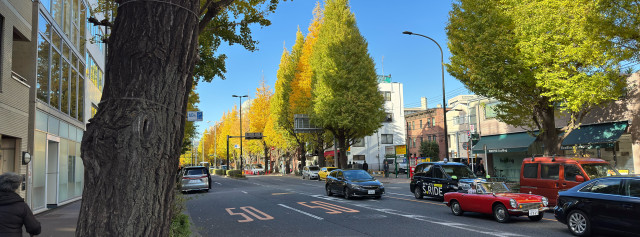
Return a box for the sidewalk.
[26,200,80,237]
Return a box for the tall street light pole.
[403,31,449,160]
[232,95,249,172]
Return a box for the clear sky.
[194,0,471,135]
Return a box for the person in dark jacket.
[0,172,41,237]
[362,161,368,171]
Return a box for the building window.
[86,55,103,91]
[382,91,391,101]
[0,16,3,92]
[485,102,499,119]
[353,138,364,147]
[432,117,435,127]
[413,138,417,148]
[353,155,365,161]
[91,103,98,118]
[412,121,415,130]
[381,134,393,144]
[420,136,423,145]
[385,113,393,122]
[419,120,422,128]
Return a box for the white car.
[302,166,320,180]
[250,164,264,175]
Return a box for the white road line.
[387,192,414,197]
[241,191,248,194]
[215,182,222,185]
[308,194,526,237]
[278,204,324,220]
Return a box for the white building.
[347,80,406,171]
[446,95,482,161]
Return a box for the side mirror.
[575,175,585,182]
[451,175,458,180]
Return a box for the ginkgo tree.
[446,0,627,155]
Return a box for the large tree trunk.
[78,1,200,236]
[263,141,269,173]
[315,134,325,167]
[299,142,306,169]
[537,103,560,156]
[337,135,348,169]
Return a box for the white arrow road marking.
[278,204,324,220]
[241,191,248,194]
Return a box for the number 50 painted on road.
[225,206,274,223]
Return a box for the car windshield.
[326,168,337,172]
[343,170,374,180]
[254,164,263,169]
[185,169,204,176]
[442,165,477,179]
[309,167,320,171]
[582,163,620,179]
[478,182,511,193]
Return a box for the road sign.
[187,111,203,121]
[470,124,475,133]
[271,147,275,151]
[245,132,263,139]
[395,145,406,155]
[235,144,239,149]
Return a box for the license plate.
[529,209,539,216]
[368,190,375,194]
[189,180,200,184]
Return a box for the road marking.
[278,204,324,220]
[215,182,222,185]
[543,218,557,222]
[386,196,447,206]
[241,191,248,194]
[298,201,359,214]
[387,192,414,197]
[308,194,526,237]
[272,193,292,195]
[226,206,274,222]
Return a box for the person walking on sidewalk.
[362,161,368,172]
[0,172,41,237]
[383,161,390,178]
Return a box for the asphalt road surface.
[184,175,573,237]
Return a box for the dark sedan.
[325,169,384,199]
[554,176,640,236]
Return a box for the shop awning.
[472,132,536,154]
[561,121,628,150]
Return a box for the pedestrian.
[0,172,41,237]
[347,161,352,169]
[363,161,368,172]
[476,159,486,177]
[383,160,390,178]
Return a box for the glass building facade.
[31,0,105,211]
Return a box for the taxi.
[410,161,480,199]
[318,167,337,181]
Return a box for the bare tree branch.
[198,0,235,33]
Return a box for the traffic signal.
[245,132,263,140]
[471,133,480,146]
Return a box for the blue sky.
[194,0,471,134]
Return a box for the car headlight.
[510,199,517,208]
[349,184,362,189]
[542,197,548,207]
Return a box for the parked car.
[325,169,384,199]
[180,166,211,193]
[318,167,337,181]
[520,156,620,206]
[554,176,640,236]
[250,164,264,175]
[444,181,549,223]
[411,162,480,200]
[302,166,320,180]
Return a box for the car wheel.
[567,210,591,236]
[493,204,510,223]
[414,186,424,199]
[302,174,305,179]
[450,200,464,216]
[344,187,352,200]
[325,185,333,196]
[528,212,544,221]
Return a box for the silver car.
[302,166,320,180]
[181,166,210,192]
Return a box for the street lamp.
[403,31,449,160]
[232,95,249,172]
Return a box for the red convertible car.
[444,181,550,223]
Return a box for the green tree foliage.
[420,141,439,161]
[446,0,626,155]
[310,0,385,168]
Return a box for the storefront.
[31,110,84,211]
[472,132,537,182]
[562,121,634,174]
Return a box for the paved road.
[185,175,572,237]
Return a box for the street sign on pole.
[187,111,203,121]
[470,124,475,133]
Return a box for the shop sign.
[488,148,508,153]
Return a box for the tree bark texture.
[78,0,200,236]
[337,135,348,169]
[536,103,560,156]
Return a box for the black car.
[410,162,479,199]
[554,176,640,236]
[325,169,384,199]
